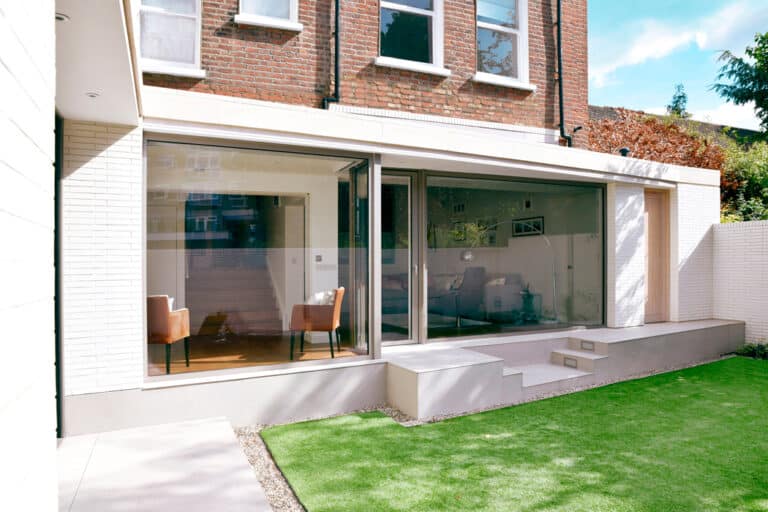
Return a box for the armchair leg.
[290,331,295,361]
[335,328,341,351]
[165,344,171,374]
[184,337,190,367]
[300,331,305,352]
[328,331,335,358]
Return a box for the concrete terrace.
[57,418,270,512]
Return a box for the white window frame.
[234,0,303,32]
[473,0,534,91]
[139,0,206,78]
[375,0,450,77]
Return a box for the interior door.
[644,189,669,323]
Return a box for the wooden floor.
[148,333,359,376]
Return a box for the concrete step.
[567,337,609,355]
[504,363,593,399]
[551,348,608,372]
[501,366,523,404]
[386,347,505,420]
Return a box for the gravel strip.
[236,425,305,511]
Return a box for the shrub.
[720,141,768,222]
[736,343,768,359]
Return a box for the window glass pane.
[477,0,517,28]
[141,11,197,64]
[390,0,433,9]
[382,177,412,342]
[426,176,603,339]
[380,8,432,64]
[147,142,368,375]
[142,0,197,15]
[241,0,290,19]
[477,27,517,78]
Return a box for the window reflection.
[146,142,369,375]
[426,176,603,339]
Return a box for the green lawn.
[262,357,768,511]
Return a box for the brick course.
[144,0,588,136]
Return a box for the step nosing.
[553,349,608,360]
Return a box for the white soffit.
[56,0,139,125]
[141,87,720,188]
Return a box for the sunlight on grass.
[263,358,768,511]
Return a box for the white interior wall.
[0,1,58,508]
[713,220,768,343]
[145,144,341,311]
[425,189,603,323]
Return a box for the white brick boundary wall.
[61,121,144,395]
[0,1,58,510]
[671,184,719,322]
[714,220,768,343]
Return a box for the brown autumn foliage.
[584,108,726,171]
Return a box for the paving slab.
[58,418,270,512]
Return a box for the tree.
[666,84,690,118]
[720,140,768,221]
[713,32,768,133]
[584,108,724,170]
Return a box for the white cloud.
[691,102,762,131]
[590,0,768,88]
[644,102,762,131]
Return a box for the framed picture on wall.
[512,217,544,237]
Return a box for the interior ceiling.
[146,141,362,175]
[55,0,139,125]
[427,176,598,194]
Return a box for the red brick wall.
[144,0,588,136]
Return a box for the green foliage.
[713,32,768,134]
[736,343,768,359]
[720,140,768,221]
[666,83,690,118]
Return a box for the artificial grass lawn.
[262,357,768,511]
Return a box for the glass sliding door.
[146,141,369,375]
[381,174,415,342]
[425,175,603,339]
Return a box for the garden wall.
[713,220,768,343]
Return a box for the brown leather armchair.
[289,287,345,360]
[147,295,191,374]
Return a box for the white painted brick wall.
[606,184,645,327]
[672,184,719,321]
[714,221,768,343]
[0,1,58,510]
[62,121,144,395]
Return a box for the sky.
[588,0,768,130]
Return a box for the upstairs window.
[235,0,303,31]
[140,0,204,77]
[377,1,448,76]
[475,0,532,89]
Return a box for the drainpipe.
[322,0,341,109]
[54,114,63,438]
[556,0,572,147]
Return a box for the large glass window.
[146,142,369,376]
[426,176,603,339]
[380,1,440,65]
[476,0,529,83]
[140,0,201,71]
